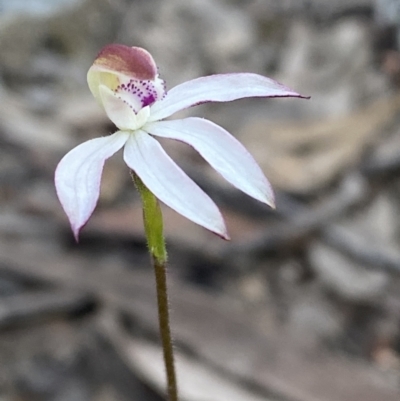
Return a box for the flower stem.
[131,172,178,401]
[153,257,178,401]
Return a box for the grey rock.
[278,18,388,118]
[119,0,259,88]
[249,0,373,20]
[309,241,388,302]
[0,0,82,16]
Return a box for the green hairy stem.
[132,172,178,401]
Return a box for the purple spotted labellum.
[55,44,307,240]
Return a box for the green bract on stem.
[132,171,167,264]
[131,172,178,401]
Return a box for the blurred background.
[0,0,400,400]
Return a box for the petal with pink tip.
[55,131,129,240]
[123,131,229,239]
[149,73,307,122]
[146,118,275,207]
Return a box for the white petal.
[123,131,229,239]
[149,73,306,121]
[99,85,138,130]
[146,118,274,207]
[55,131,129,240]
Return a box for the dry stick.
[228,173,369,256]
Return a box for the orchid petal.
[149,73,306,122]
[55,131,129,240]
[123,131,229,239]
[146,118,274,207]
[99,85,138,130]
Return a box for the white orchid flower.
[55,44,305,240]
